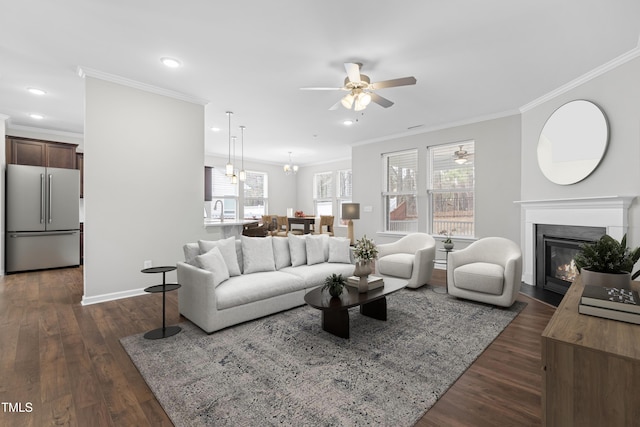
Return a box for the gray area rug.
[121,286,525,426]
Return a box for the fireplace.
[535,224,605,294]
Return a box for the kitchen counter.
[203,219,259,238]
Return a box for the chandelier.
[283,152,298,175]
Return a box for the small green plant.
[322,273,346,297]
[439,229,456,244]
[354,235,378,261]
[574,234,640,279]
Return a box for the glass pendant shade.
[226,162,234,176]
[239,169,246,181]
[341,93,355,109]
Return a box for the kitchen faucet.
[213,199,224,222]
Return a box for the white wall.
[521,55,640,247]
[83,77,204,304]
[352,115,522,248]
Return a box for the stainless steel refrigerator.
[6,164,80,273]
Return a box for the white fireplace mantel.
[515,196,636,285]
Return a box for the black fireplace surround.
[535,224,605,295]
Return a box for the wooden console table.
[541,275,640,426]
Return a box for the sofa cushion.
[281,262,355,288]
[216,271,306,310]
[195,246,230,287]
[272,236,291,270]
[454,262,505,295]
[242,235,276,274]
[198,237,242,277]
[183,242,200,265]
[328,237,351,263]
[377,253,414,279]
[288,234,307,267]
[305,234,325,265]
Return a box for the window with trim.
[382,150,418,233]
[243,170,268,219]
[337,169,352,225]
[428,141,475,238]
[205,166,238,220]
[313,171,333,216]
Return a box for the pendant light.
[231,136,238,184]
[239,126,246,182]
[225,111,234,176]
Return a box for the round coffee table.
[304,277,406,339]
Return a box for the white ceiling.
[1,1,639,165]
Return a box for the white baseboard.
[81,287,147,306]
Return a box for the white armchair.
[447,237,522,307]
[376,233,436,289]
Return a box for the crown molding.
[0,113,10,121]
[520,46,640,113]
[350,108,521,147]
[6,123,84,139]
[77,66,209,106]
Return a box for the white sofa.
[447,237,522,307]
[177,234,355,333]
[376,233,436,289]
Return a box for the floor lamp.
[342,203,360,245]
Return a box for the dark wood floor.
[0,267,555,427]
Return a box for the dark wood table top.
[304,277,406,311]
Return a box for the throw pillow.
[183,242,200,265]
[272,236,291,270]
[241,236,276,274]
[306,234,325,265]
[195,246,230,287]
[198,236,242,276]
[288,234,307,267]
[328,237,352,264]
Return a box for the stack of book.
[578,285,640,325]
[345,275,384,290]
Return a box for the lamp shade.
[342,203,360,220]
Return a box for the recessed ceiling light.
[29,113,44,120]
[160,57,182,68]
[27,87,46,96]
[210,127,221,132]
[343,120,354,126]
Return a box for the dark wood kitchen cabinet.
[6,136,78,169]
[76,152,84,198]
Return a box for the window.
[382,150,418,233]
[313,171,333,216]
[428,141,475,237]
[206,167,238,220]
[243,171,268,219]
[337,169,352,225]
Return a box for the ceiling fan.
[300,62,417,111]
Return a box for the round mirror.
[537,100,609,185]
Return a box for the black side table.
[142,266,181,339]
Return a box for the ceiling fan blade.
[329,99,343,110]
[300,87,343,91]
[370,92,394,108]
[344,63,362,84]
[370,76,417,89]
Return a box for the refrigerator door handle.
[40,173,46,223]
[9,231,79,238]
[48,174,53,224]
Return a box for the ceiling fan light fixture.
[341,93,355,109]
[359,92,372,106]
[453,145,469,164]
